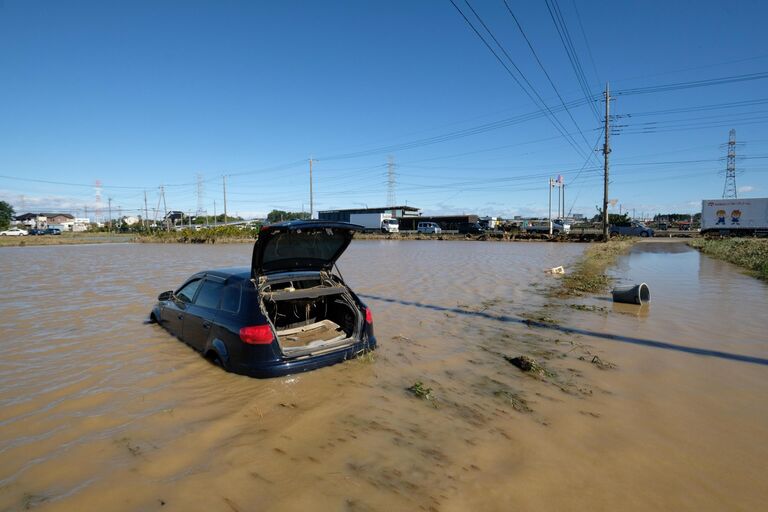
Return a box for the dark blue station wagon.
[149,221,376,378]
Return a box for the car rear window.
[195,280,224,309]
[219,285,241,313]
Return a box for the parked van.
[417,222,441,234]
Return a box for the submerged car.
[149,221,376,378]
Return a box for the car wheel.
[640,231,649,237]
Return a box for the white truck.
[349,213,399,233]
[701,198,768,236]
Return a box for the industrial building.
[318,206,421,223]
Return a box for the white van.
[417,222,441,234]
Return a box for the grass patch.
[557,239,636,296]
[406,381,438,407]
[134,226,258,244]
[688,238,768,281]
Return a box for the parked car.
[526,219,570,235]
[44,228,62,235]
[0,228,28,236]
[27,228,46,235]
[417,222,442,234]
[149,221,376,378]
[610,221,654,237]
[458,222,485,234]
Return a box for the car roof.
[196,267,251,282]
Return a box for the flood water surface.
[0,240,766,511]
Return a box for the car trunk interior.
[259,274,361,358]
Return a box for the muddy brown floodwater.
[1,240,766,511]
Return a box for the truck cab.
[381,218,399,233]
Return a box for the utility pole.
[548,178,553,236]
[222,175,228,225]
[214,200,217,227]
[161,186,168,232]
[144,190,149,230]
[108,197,113,231]
[602,82,611,242]
[309,158,317,219]
[562,183,566,220]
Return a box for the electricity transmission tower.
[722,129,738,199]
[196,173,205,216]
[386,156,397,206]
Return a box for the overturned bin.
[611,283,650,305]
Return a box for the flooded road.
[0,240,766,511]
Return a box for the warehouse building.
[318,205,421,223]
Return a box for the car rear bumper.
[230,336,377,378]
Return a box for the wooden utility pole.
[144,190,149,230]
[602,82,611,242]
[548,178,553,236]
[161,186,169,231]
[309,158,317,219]
[222,176,228,225]
[108,197,112,231]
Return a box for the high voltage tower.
[196,173,205,216]
[722,129,738,199]
[386,156,397,206]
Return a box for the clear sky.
[1,0,767,221]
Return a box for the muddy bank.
[557,239,637,296]
[0,233,132,247]
[1,240,766,511]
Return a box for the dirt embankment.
[556,239,637,296]
[0,233,133,247]
[688,238,768,281]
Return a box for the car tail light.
[365,308,373,325]
[239,325,275,344]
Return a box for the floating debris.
[546,265,565,274]
[493,390,532,413]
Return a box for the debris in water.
[407,381,437,407]
[493,390,533,413]
[505,355,541,373]
[546,265,565,274]
[578,355,617,370]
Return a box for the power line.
[613,71,768,96]
[502,0,600,165]
[544,0,601,121]
[446,0,593,161]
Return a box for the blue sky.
[1,0,767,221]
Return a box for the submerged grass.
[688,238,768,281]
[557,239,636,296]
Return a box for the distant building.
[15,213,74,229]
[318,205,421,223]
[73,218,90,232]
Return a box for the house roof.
[15,212,75,220]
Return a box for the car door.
[161,278,202,338]
[183,277,225,352]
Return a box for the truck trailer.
[701,198,768,236]
[348,213,399,233]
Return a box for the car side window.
[194,280,224,309]
[219,285,241,313]
[176,279,202,303]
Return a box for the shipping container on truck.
[348,213,399,233]
[701,198,768,235]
